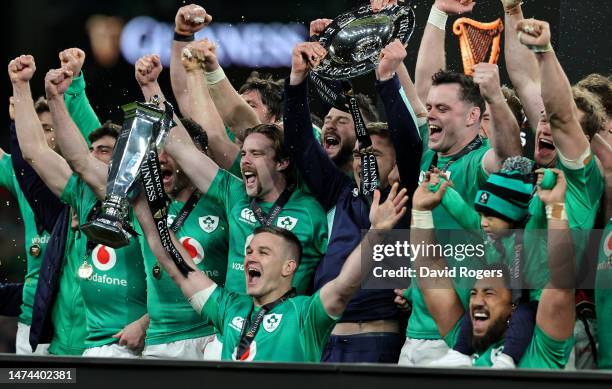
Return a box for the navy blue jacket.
[10,122,70,351]
[0,283,24,316]
[283,75,422,322]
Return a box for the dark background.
[0,0,610,351]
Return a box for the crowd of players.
[2,0,611,370]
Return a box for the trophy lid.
[312,2,416,80]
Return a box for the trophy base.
[81,219,131,249]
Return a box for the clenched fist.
[370,0,398,13]
[45,68,73,98]
[377,39,407,81]
[59,48,85,77]
[175,4,212,36]
[516,19,552,51]
[181,39,219,73]
[309,18,333,37]
[8,55,36,85]
[135,54,162,87]
[289,42,326,85]
[472,63,503,104]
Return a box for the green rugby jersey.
[133,194,229,346]
[0,153,50,326]
[61,174,147,348]
[202,287,337,361]
[207,168,328,294]
[407,139,490,340]
[596,218,612,369]
[47,223,87,355]
[444,319,573,368]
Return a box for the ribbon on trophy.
[308,2,416,201]
[140,101,194,278]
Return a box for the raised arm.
[170,4,211,116]
[517,19,590,161]
[415,0,475,104]
[502,0,545,131]
[59,48,101,142]
[376,40,423,195]
[475,63,522,173]
[132,192,213,300]
[9,56,71,198]
[171,4,259,134]
[534,169,575,340]
[411,175,464,336]
[182,40,240,169]
[47,69,108,199]
[284,41,348,211]
[320,183,408,317]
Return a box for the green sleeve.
[59,174,81,212]
[225,125,236,143]
[227,153,242,178]
[201,286,235,336]
[558,155,604,230]
[440,186,481,230]
[312,125,322,144]
[520,325,574,368]
[0,154,18,196]
[442,316,463,349]
[300,292,338,360]
[207,168,245,216]
[64,71,101,146]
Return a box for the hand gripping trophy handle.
[81,96,174,248]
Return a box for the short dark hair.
[431,70,486,118]
[34,96,49,115]
[243,124,288,162]
[572,86,606,139]
[179,117,209,152]
[88,120,120,144]
[253,226,302,265]
[366,122,390,140]
[576,73,612,118]
[238,71,284,121]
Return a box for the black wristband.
[173,32,194,42]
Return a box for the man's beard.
[332,143,354,169]
[471,315,508,353]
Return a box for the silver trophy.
[81,96,175,248]
[312,2,415,80]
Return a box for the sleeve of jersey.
[376,75,423,200]
[200,285,231,336]
[207,168,244,217]
[442,316,463,349]
[472,147,491,188]
[0,153,18,196]
[64,71,101,146]
[559,155,604,229]
[440,186,481,230]
[283,78,349,212]
[227,153,242,178]
[59,173,81,212]
[300,291,339,361]
[525,325,574,368]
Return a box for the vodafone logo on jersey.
[92,245,117,271]
[180,236,205,265]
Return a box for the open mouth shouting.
[471,308,490,334]
[429,124,443,142]
[161,166,174,187]
[323,131,341,154]
[242,168,258,192]
[245,261,263,288]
